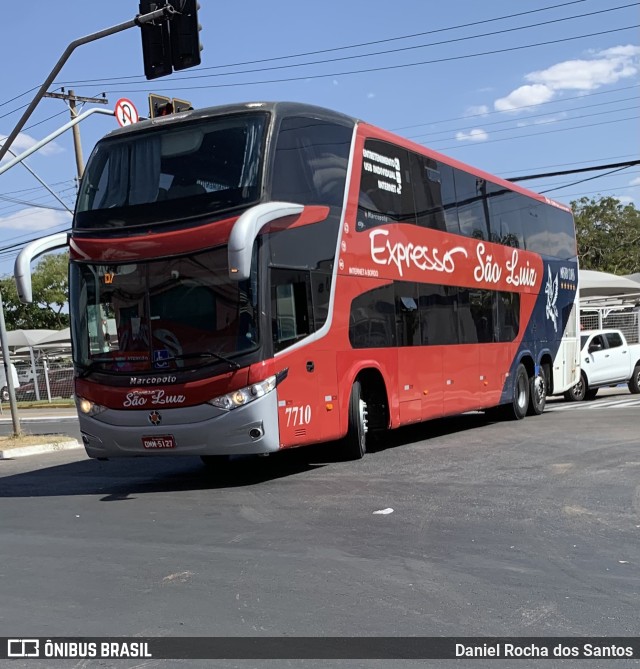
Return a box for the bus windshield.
[70,247,259,374]
[75,113,267,229]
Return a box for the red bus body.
[15,102,580,460]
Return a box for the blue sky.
[0,0,638,277]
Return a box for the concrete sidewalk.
[0,407,82,459]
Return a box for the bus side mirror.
[14,232,69,303]
[228,202,304,281]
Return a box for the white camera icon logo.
[8,639,40,658]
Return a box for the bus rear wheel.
[527,366,547,416]
[344,380,368,460]
[506,363,529,420]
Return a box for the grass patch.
[0,433,75,450]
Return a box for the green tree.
[571,196,640,274]
[0,252,69,330]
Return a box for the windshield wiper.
[160,351,241,370]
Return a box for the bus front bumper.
[78,389,280,458]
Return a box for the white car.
[565,329,640,401]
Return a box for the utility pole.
[0,292,22,437]
[44,90,108,180]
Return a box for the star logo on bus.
[149,411,162,426]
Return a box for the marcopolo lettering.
[129,375,177,385]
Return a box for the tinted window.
[487,183,525,248]
[411,154,450,232]
[357,140,415,231]
[76,114,266,229]
[271,116,352,207]
[454,171,489,240]
[522,202,550,256]
[605,331,623,348]
[418,284,457,345]
[495,291,520,342]
[470,289,494,343]
[546,206,577,260]
[349,284,396,348]
[395,283,420,346]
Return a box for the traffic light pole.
[0,5,176,164]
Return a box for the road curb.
[0,440,82,460]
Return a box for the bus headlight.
[208,375,277,411]
[76,396,107,417]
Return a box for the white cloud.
[367,92,375,99]
[629,177,640,187]
[495,84,554,111]
[0,132,64,160]
[0,207,71,232]
[464,105,489,117]
[494,45,640,112]
[456,128,488,142]
[616,195,635,205]
[332,79,339,86]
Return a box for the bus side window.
[411,154,452,232]
[356,139,415,231]
[395,282,420,346]
[487,184,525,249]
[349,284,396,348]
[454,170,489,241]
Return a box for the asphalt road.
[1,390,639,669]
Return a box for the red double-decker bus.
[16,102,580,462]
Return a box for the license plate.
[142,435,176,449]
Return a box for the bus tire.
[564,372,587,402]
[344,380,368,460]
[527,366,547,416]
[628,364,640,394]
[584,387,598,401]
[507,363,529,420]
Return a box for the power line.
[507,160,640,182]
[540,166,635,194]
[433,114,638,152]
[97,24,639,94]
[50,0,591,89]
[57,2,638,90]
[408,100,640,143]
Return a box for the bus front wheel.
[344,380,368,460]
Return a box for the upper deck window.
[270,116,352,207]
[75,113,267,230]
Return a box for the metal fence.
[1,362,74,404]
[580,307,640,344]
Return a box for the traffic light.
[172,98,193,113]
[169,0,202,71]
[139,0,202,80]
[139,1,172,80]
[148,95,193,118]
[149,94,173,118]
